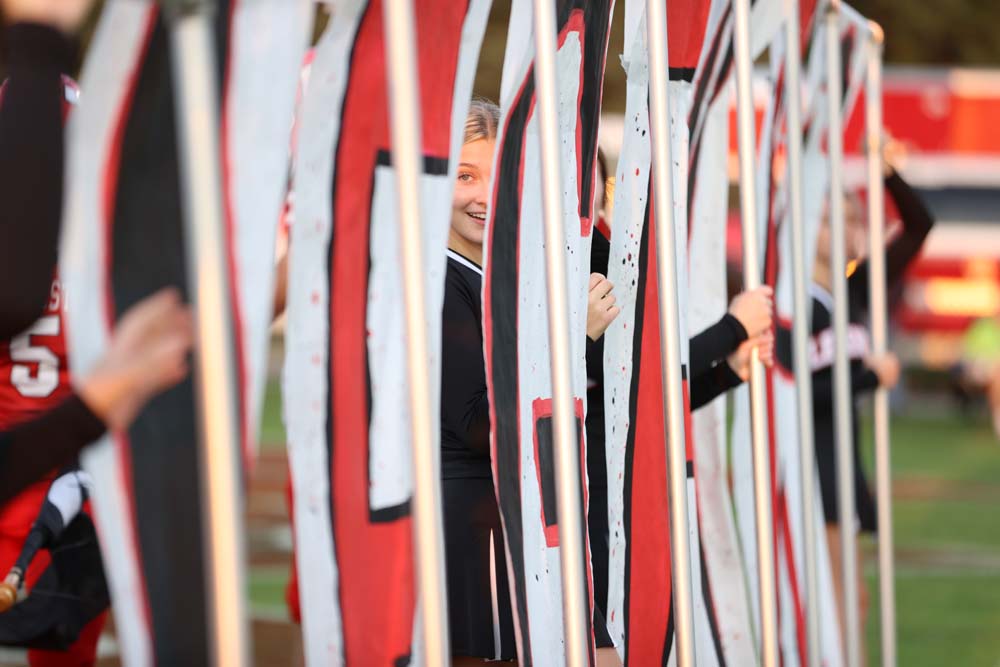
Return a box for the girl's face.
[815,193,867,269]
[449,138,495,249]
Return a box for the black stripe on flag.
[489,73,536,665]
[110,12,230,660]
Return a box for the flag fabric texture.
[601,1,729,664]
[684,1,757,663]
[59,1,311,663]
[602,0,793,663]
[730,3,870,665]
[482,0,613,663]
[283,0,490,663]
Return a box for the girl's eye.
[458,172,474,183]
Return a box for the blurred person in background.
[800,139,934,659]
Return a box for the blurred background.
[2,2,997,665]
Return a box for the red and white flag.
[283,0,490,663]
[603,0,787,663]
[483,0,614,663]
[59,1,311,664]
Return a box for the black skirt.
[443,477,614,660]
[816,438,877,533]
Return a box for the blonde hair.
[463,97,500,144]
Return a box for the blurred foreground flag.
[59,1,311,663]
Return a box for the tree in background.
[856,0,1000,66]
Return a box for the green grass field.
[859,413,1000,666]
[251,381,1000,665]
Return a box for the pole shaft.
[646,0,697,665]
[383,0,451,663]
[733,0,780,664]
[168,12,248,667]
[783,1,822,665]
[531,0,591,664]
[864,24,896,667]
[825,3,861,665]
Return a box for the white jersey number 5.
[11,315,60,398]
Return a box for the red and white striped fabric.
[603,0,789,663]
[603,1,731,664]
[59,2,310,663]
[282,0,490,663]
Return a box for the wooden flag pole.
[162,1,249,665]
[645,0,697,664]
[825,2,861,665]
[864,21,896,667]
[733,0,780,663]
[530,0,591,663]
[783,1,822,664]
[383,0,452,663]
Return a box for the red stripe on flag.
[219,0,253,473]
[779,489,809,667]
[628,201,675,662]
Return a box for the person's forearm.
[0,23,74,338]
[883,170,934,286]
[690,313,748,377]
[690,363,743,410]
[0,395,104,507]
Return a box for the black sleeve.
[440,276,491,457]
[0,24,75,339]
[689,313,748,377]
[810,363,880,409]
[13,497,63,573]
[0,395,105,508]
[847,170,935,312]
[690,362,744,411]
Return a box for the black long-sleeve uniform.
[439,250,514,658]
[442,249,614,656]
[776,171,934,530]
[0,24,106,507]
[440,252,492,479]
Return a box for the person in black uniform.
[442,99,622,666]
[776,143,933,654]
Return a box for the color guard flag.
[483,0,614,663]
[283,0,490,663]
[602,1,725,663]
[59,1,311,663]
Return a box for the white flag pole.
[163,1,249,665]
[530,0,592,664]
[382,0,452,663]
[783,1,822,664]
[825,2,861,665]
[864,20,896,667]
[733,0,780,663]
[645,0,697,664]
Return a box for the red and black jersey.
[0,277,72,429]
[0,62,78,540]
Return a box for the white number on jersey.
[10,315,61,398]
